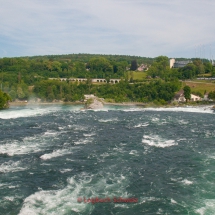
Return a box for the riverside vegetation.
[0,54,215,106]
[0,89,11,109]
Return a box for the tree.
[203,62,213,74]
[0,90,11,109]
[130,60,138,71]
[17,86,25,99]
[154,56,169,69]
[193,59,205,74]
[183,86,191,102]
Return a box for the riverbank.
[8,99,215,109]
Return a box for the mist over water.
[0,104,215,214]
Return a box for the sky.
[0,0,215,59]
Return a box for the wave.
[60,169,73,173]
[0,106,61,119]
[101,105,214,114]
[0,160,27,173]
[144,106,214,114]
[0,140,43,156]
[74,138,93,145]
[98,118,118,122]
[181,179,193,185]
[40,149,72,160]
[196,199,215,215]
[1,105,213,120]
[19,171,130,215]
[129,150,139,156]
[0,104,84,119]
[134,123,149,128]
[83,133,96,137]
[0,130,63,156]
[142,135,177,148]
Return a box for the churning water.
[0,104,215,215]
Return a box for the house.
[137,64,148,71]
[173,90,202,102]
[190,94,201,101]
[173,90,186,102]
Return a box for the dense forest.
[33,79,181,103]
[0,54,214,103]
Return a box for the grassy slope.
[182,81,215,94]
[127,71,147,80]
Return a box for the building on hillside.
[173,90,186,102]
[170,59,192,68]
[190,94,201,101]
[137,64,148,71]
[169,59,175,68]
[173,90,202,102]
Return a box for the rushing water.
[0,104,215,215]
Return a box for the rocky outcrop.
[85,98,104,109]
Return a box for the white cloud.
[0,0,215,58]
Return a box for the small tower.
[169,58,175,68]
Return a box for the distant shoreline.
[9,101,145,107]
[9,100,215,108]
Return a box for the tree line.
[33,79,181,104]
[0,54,214,105]
[147,56,215,81]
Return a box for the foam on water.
[108,105,214,114]
[98,118,118,122]
[0,106,62,119]
[177,119,189,125]
[142,135,178,148]
[60,169,73,173]
[0,160,27,173]
[19,185,91,215]
[74,137,93,145]
[144,106,214,114]
[0,132,57,156]
[196,199,215,215]
[4,196,15,202]
[137,196,161,205]
[83,133,95,137]
[0,140,42,156]
[2,104,215,214]
[19,171,130,215]
[0,183,8,188]
[40,149,72,160]
[87,108,108,112]
[129,150,138,156]
[134,123,149,128]
[122,107,144,112]
[43,130,62,136]
[181,179,193,185]
[171,198,177,204]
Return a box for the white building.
[169,58,192,68]
[169,59,175,68]
[173,90,202,102]
[190,94,201,101]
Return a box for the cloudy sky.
[0,0,215,58]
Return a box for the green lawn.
[182,81,215,94]
[127,71,147,80]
